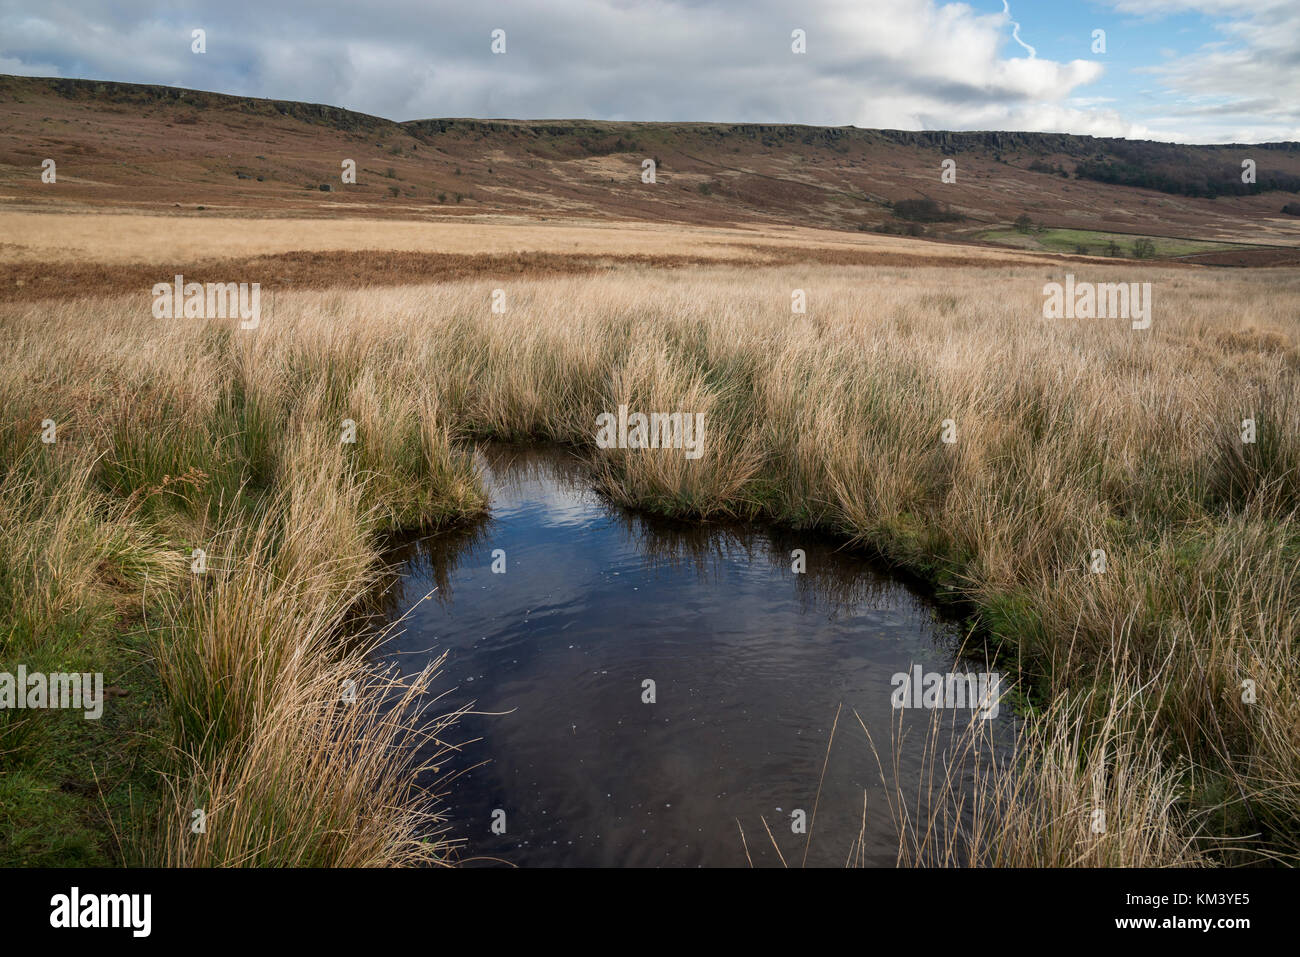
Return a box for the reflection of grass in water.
[865,663,1213,867]
[470,441,911,615]
[379,517,492,610]
[474,442,594,501]
[379,443,590,611]
[743,668,1212,868]
[615,509,905,616]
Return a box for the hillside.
[2,75,1300,259]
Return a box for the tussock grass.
[867,665,1212,868]
[148,658,462,867]
[2,257,1296,865]
[0,297,484,865]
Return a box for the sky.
[0,0,1296,144]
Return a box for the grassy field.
[976,226,1252,258]
[0,210,1046,265]
[1,243,1298,866]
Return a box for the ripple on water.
[377,444,1012,867]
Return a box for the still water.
[379,444,1006,867]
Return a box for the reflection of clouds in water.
[375,442,1008,866]
[479,443,935,617]
[476,444,599,530]
[388,443,961,672]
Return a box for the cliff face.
[401,118,1300,158]
[10,75,1297,155]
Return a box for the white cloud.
[1107,0,1300,142]
[12,0,1287,142]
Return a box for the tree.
[1132,238,1156,259]
[1013,213,1034,233]
[893,198,963,223]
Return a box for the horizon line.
[6,73,1298,150]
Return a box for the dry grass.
[0,291,485,865]
[864,662,1213,868]
[2,253,1297,866]
[0,211,1034,266]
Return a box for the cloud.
[1107,0,1300,141]
[0,0,1132,136]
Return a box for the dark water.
[379,445,1008,867]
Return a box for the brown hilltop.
[1,74,1299,254]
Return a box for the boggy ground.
[1,246,1297,867]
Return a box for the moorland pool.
[378,444,1011,867]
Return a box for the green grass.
[0,520,170,864]
[976,226,1252,258]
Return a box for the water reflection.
[377,443,1008,867]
